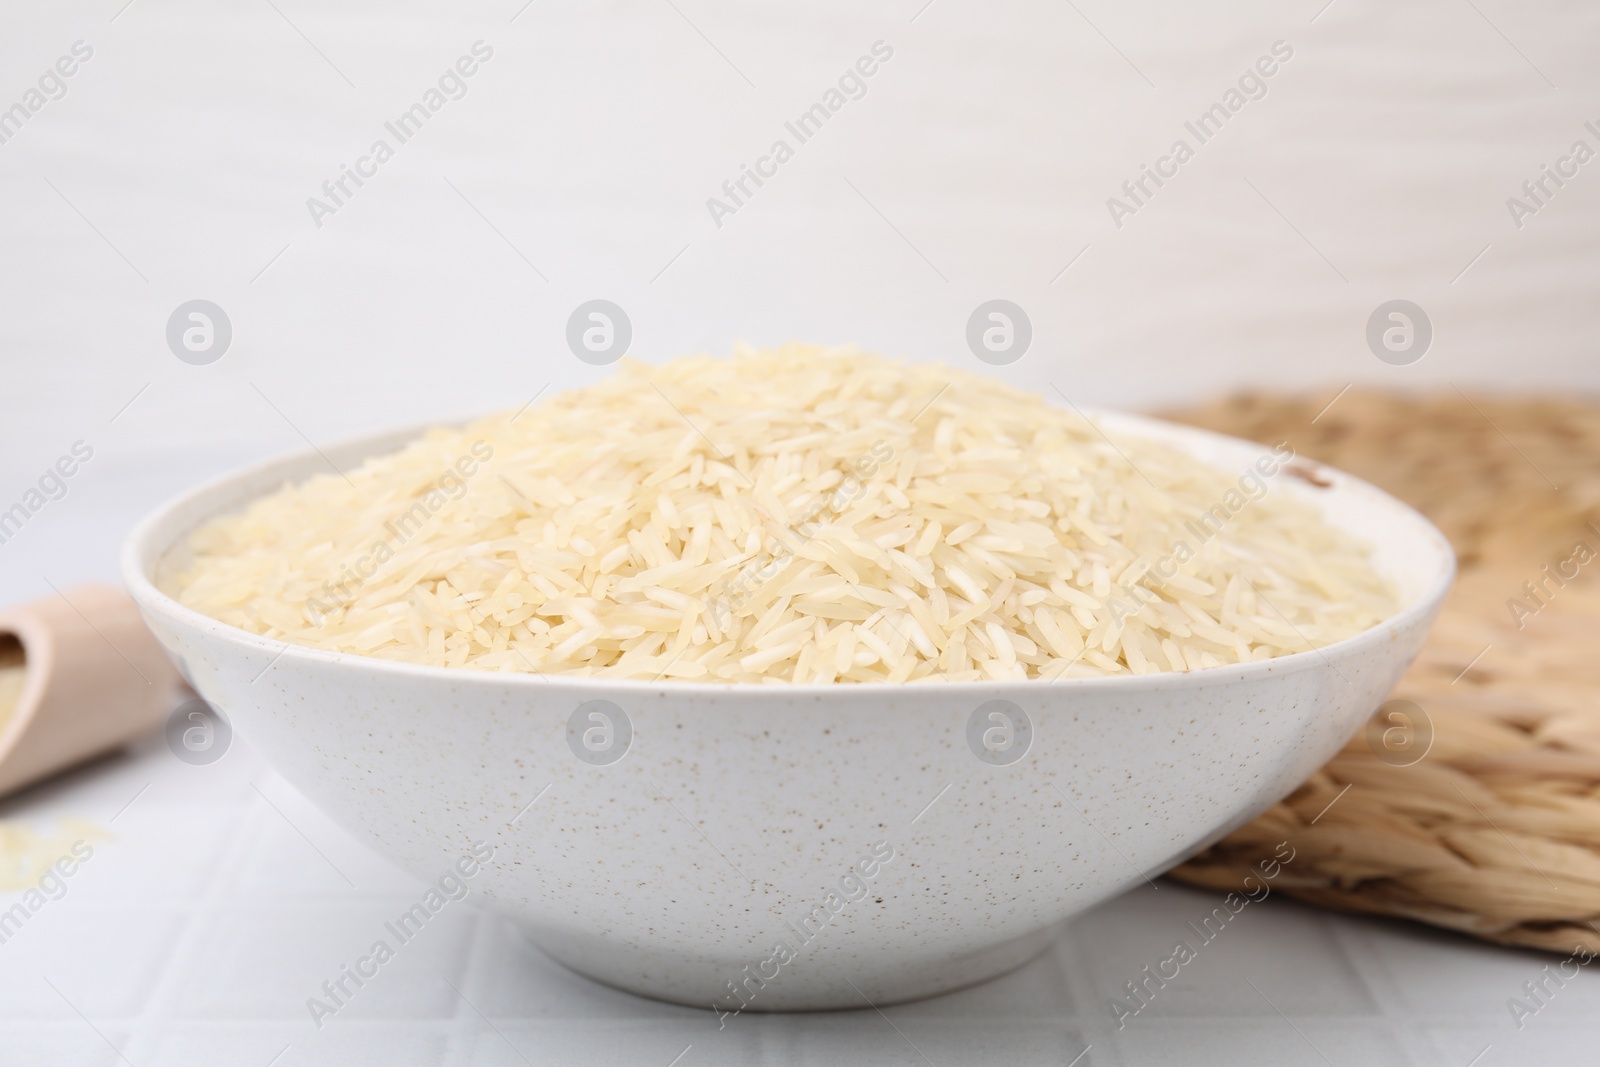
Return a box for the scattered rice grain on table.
[169,345,1398,682]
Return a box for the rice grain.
[170,345,1398,682]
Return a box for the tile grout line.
[445,896,500,1065]
[1320,909,1435,1064]
[120,784,274,1060]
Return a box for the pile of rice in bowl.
[170,346,1399,683]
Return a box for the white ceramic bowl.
[122,410,1453,1012]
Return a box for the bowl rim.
[120,406,1457,696]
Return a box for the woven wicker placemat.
[1162,389,1600,954]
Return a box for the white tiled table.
[3,720,1596,1067]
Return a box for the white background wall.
[2,0,1597,603]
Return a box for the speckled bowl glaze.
[122,410,1453,1012]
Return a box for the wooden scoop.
[0,584,181,799]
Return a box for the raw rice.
[168,345,1399,682]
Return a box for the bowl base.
[522,921,1066,1013]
